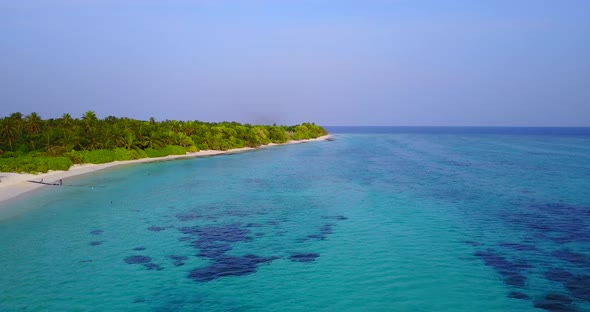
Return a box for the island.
[0,111,330,202]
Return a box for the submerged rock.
[168,255,188,266]
[179,224,249,243]
[124,255,152,264]
[322,215,348,221]
[474,249,529,287]
[194,241,232,259]
[144,263,163,270]
[289,253,320,263]
[498,242,538,251]
[188,255,278,282]
[533,293,576,312]
[545,268,574,283]
[176,213,202,222]
[507,291,529,300]
[552,249,589,267]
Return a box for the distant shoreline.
[0,135,332,206]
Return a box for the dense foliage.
[0,112,327,173]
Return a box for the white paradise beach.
[0,135,332,205]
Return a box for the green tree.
[0,118,18,149]
[0,111,328,173]
[24,112,42,135]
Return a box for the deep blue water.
[326,126,590,135]
[1,127,589,311]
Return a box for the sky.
[0,0,589,126]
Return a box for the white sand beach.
[0,135,332,205]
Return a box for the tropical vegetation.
[0,112,327,173]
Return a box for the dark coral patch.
[552,249,589,267]
[176,213,202,222]
[504,275,527,287]
[124,255,152,264]
[508,291,529,300]
[178,237,191,242]
[544,269,590,302]
[502,203,590,244]
[89,241,104,246]
[245,223,262,228]
[188,255,278,282]
[301,224,335,242]
[179,226,200,235]
[90,229,103,235]
[147,226,166,232]
[168,255,188,266]
[144,263,163,270]
[322,215,348,221]
[320,224,333,235]
[194,241,232,259]
[289,253,320,263]
[564,275,590,302]
[533,293,576,312]
[321,224,333,233]
[132,246,146,251]
[545,268,574,283]
[474,249,528,287]
[499,242,538,251]
[181,224,250,243]
[181,224,252,261]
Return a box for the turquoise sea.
[1,127,589,311]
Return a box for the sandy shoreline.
[0,135,332,205]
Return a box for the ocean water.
[1,127,589,311]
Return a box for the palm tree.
[112,126,126,148]
[99,127,116,149]
[0,118,18,149]
[123,132,138,150]
[61,113,73,128]
[25,112,42,135]
[170,120,181,133]
[142,131,163,149]
[82,111,97,131]
[59,128,79,150]
[9,112,23,122]
[182,122,196,136]
[85,128,100,150]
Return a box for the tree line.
[0,111,327,173]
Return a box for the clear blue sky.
[1,0,589,126]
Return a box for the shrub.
[80,149,115,164]
[65,150,84,164]
[113,148,134,161]
[0,156,72,173]
[146,145,187,158]
[133,149,148,159]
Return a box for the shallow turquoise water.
[1,129,589,311]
